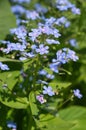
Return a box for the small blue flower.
[45,17,56,25]
[3,43,26,53]
[49,63,59,73]
[10,26,27,40]
[56,0,74,11]
[19,57,27,61]
[35,3,48,13]
[0,62,9,70]
[36,44,49,55]
[69,39,78,47]
[11,5,26,15]
[43,86,55,96]
[46,39,60,45]
[38,69,47,75]
[37,80,48,85]
[71,7,81,15]
[7,121,17,129]
[13,0,30,3]
[73,89,83,99]
[29,29,41,41]
[25,10,40,20]
[46,74,55,79]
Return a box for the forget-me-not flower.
[0,62,9,70]
[36,44,49,55]
[73,89,83,99]
[43,86,55,96]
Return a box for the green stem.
[56,95,73,111]
[33,56,40,88]
[27,106,35,130]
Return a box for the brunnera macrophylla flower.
[50,48,79,73]
[7,121,17,129]
[0,62,9,70]
[35,44,49,55]
[43,86,55,96]
[73,89,83,99]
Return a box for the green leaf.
[59,106,86,130]
[37,114,73,130]
[59,106,86,121]
[0,97,29,109]
[37,106,86,130]
[29,91,39,116]
[0,57,22,63]
[0,71,20,90]
[0,61,23,90]
[0,0,16,39]
[49,81,71,89]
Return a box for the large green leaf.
[0,71,20,90]
[0,0,16,39]
[37,114,73,130]
[59,106,86,121]
[49,80,71,90]
[0,57,22,63]
[59,106,86,130]
[0,61,23,90]
[0,97,29,109]
[36,106,86,130]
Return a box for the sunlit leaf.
[0,0,16,39]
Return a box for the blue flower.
[36,44,49,55]
[10,26,27,41]
[29,29,41,41]
[50,48,78,73]
[35,3,48,13]
[43,86,55,96]
[0,62,9,70]
[71,7,81,15]
[45,17,56,25]
[19,57,27,61]
[73,89,83,99]
[37,80,48,85]
[49,63,59,73]
[13,0,31,3]
[3,43,26,53]
[69,39,78,47]
[46,39,60,45]
[46,74,55,79]
[55,16,67,26]
[56,0,74,11]
[38,69,47,75]
[11,5,26,15]
[25,10,40,20]
[7,121,17,129]
[64,48,79,61]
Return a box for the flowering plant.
[0,0,86,130]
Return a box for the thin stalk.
[27,106,34,130]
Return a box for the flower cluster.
[56,0,81,15]
[50,48,79,73]
[0,0,82,106]
[36,86,55,104]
